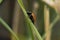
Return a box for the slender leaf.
[0,18,19,40]
[17,0,43,40]
[0,0,3,4]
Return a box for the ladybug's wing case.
[27,12,36,24]
[29,15,34,23]
[31,12,36,23]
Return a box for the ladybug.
[27,12,36,24]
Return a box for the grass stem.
[17,0,43,40]
[0,18,20,40]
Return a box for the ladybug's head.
[27,11,32,16]
[27,11,34,24]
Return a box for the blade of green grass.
[0,0,3,4]
[17,0,34,40]
[41,0,60,39]
[17,0,43,40]
[26,20,34,40]
[0,18,20,40]
[42,15,60,39]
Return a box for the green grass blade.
[42,15,60,39]
[17,0,43,40]
[0,18,20,40]
[0,0,3,4]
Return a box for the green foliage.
[0,18,19,40]
[0,0,60,40]
[17,0,43,40]
[0,0,3,4]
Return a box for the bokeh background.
[0,0,60,40]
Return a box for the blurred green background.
[0,0,60,40]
